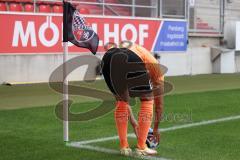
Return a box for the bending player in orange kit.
[101,42,164,156]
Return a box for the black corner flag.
[63,1,99,55]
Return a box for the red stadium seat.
[53,5,63,13]
[24,3,34,12]
[77,4,100,11]
[38,4,51,13]
[78,8,90,14]
[53,1,63,5]
[15,0,32,2]
[9,3,23,12]
[76,4,103,15]
[36,0,53,5]
[0,2,7,11]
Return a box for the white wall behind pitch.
[0,47,216,83]
[159,52,190,76]
[159,47,212,76]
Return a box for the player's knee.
[115,101,128,111]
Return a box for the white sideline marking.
[68,143,170,160]
[68,115,240,160]
[69,143,118,154]
[76,115,240,145]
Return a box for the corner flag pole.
[63,0,69,142]
[62,1,99,142]
[63,42,69,142]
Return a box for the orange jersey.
[128,44,164,85]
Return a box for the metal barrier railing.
[2,0,226,34]
[1,0,187,19]
[29,0,159,17]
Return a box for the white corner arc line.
[67,143,170,160]
[76,115,240,145]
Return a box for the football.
[146,128,159,149]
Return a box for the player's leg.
[135,96,157,155]
[137,99,153,149]
[114,89,130,150]
[115,100,131,155]
[119,48,157,155]
[101,49,132,155]
[114,87,134,156]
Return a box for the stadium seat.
[0,2,7,11]
[38,4,51,13]
[78,8,90,14]
[24,3,34,12]
[77,4,100,10]
[53,5,63,13]
[53,1,63,5]
[15,0,32,2]
[36,0,53,5]
[77,4,103,15]
[9,3,23,12]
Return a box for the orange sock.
[114,101,129,149]
[137,100,153,149]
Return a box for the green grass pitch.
[0,74,240,160]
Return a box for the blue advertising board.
[153,21,188,52]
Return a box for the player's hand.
[153,129,160,143]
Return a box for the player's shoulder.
[130,43,147,51]
[129,43,150,55]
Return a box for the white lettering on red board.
[12,21,37,47]
[11,16,149,48]
[104,24,119,45]
[12,17,59,48]
[39,16,59,47]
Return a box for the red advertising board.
[0,13,160,54]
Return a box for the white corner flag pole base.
[63,42,69,142]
